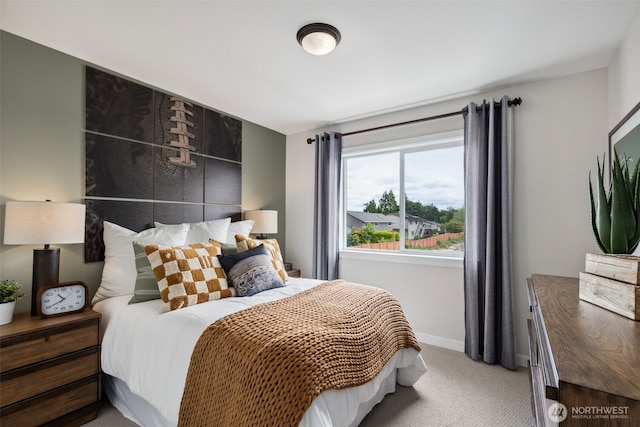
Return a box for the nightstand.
[287,269,301,278]
[0,310,101,426]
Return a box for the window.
[342,131,464,257]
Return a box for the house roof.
[391,212,430,223]
[347,211,398,224]
[2,1,639,135]
[348,211,443,226]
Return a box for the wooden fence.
[352,232,464,250]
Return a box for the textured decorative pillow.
[226,220,254,244]
[218,244,284,297]
[92,221,189,305]
[219,242,238,255]
[145,242,235,311]
[155,217,230,245]
[235,235,288,282]
[129,242,160,304]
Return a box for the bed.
[91,219,427,426]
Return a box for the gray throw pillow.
[218,244,284,297]
[128,242,160,304]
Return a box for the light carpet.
[83,344,531,426]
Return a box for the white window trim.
[340,248,464,268]
[341,130,464,261]
[342,130,463,156]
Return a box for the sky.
[345,145,464,212]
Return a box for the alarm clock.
[36,281,89,318]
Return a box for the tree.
[451,207,464,223]
[369,191,464,229]
[363,199,379,213]
[439,206,458,224]
[423,203,440,222]
[347,229,361,246]
[445,220,464,233]
[378,190,399,214]
[361,223,376,244]
[406,196,426,218]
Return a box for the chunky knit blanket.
[177,280,421,427]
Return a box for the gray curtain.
[313,132,342,280]
[463,96,516,370]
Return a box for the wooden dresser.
[0,310,101,426]
[527,274,640,426]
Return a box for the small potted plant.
[589,150,640,255]
[0,280,24,325]
[582,150,640,320]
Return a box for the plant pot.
[0,301,16,325]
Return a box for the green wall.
[0,31,287,313]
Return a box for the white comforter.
[94,278,426,426]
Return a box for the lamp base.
[32,248,60,316]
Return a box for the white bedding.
[94,277,427,426]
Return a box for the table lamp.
[3,200,86,315]
[244,210,278,239]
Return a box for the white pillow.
[154,217,230,244]
[227,220,254,243]
[92,221,189,305]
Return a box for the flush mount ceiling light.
[296,23,341,56]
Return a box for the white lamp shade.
[4,201,86,245]
[244,210,278,235]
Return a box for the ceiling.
[2,1,640,135]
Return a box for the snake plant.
[589,150,640,254]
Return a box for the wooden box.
[585,253,640,285]
[579,272,640,320]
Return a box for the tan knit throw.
[178,280,421,427]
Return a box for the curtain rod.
[306,97,522,144]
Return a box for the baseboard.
[415,331,530,368]
[515,353,529,368]
[415,332,464,352]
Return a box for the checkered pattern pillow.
[235,235,288,282]
[145,242,235,311]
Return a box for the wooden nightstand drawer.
[0,347,99,407]
[0,310,101,426]
[0,375,100,426]
[0,312,99,372]
[286,269,301,278]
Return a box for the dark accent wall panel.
[84,67,242,262]
[153,149,204,203]
[153,203,204,225]
[204,109,242,161]
[85,199,153,262]
[204,158,242,205]
[85,133,153,199]
[85,67,153,143]
[204,205,242,222]
[154,91,204,150]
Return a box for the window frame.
[341,130,464,261]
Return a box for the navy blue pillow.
[218,244,285,297]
